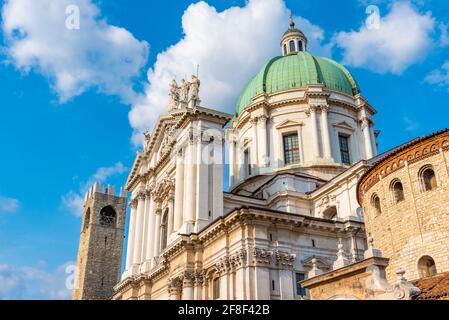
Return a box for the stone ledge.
[301,256,390,289]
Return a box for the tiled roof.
[413,272,449,300]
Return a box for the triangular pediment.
[275,119,304,129]
[332,121,355,132]
[301,255,331,270]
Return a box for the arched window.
[418,256,437,278]
[99,206,116,227]
[283,44,287,56]
[391,179,405,204]
[323,206,337,220]
[298,40,303,51]
[420,167,437,192]
[213,277,220,300]
[372,194,382,215]
[289,40,295,53]
[83,208,91,231]
[160,209,169,251]
[244,148,252,177]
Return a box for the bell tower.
[72,182,127,300]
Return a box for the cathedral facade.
[112,21,377,300]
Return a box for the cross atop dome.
[281,12,308,56]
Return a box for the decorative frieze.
[274,250,296,269]
[252,248,273,266]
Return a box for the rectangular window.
[296,273,307,296]
[339,134,351,165]
[283,133,300,165]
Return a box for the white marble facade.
[115,24,379,300]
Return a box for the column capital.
[145,188,153,199]
[182,271,195,286]
[136,191,146,201]
[250,117,258,125]
[320,105,330,113]
[309,105,319,113]
[129,198,138,209]
[167,277,183,296]
[360,116,372,127]
[258,115,268,123]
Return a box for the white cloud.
[403,115,419,132]
[129,0,329,145]
[333,1,435,74]
[0,261,74,300]
[425,61,449,90]
[1,0,149,103]
[0,195,19,214]
[439,23,449,47]
[61,162,127,217]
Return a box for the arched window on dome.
[390,179,405,204]
[283,44,287,56]
[420,166,437,192]
[371,194,382,216]
[99,206,116,227]
[418,256,437,278]
[244,148,252,177]
[289,40,295,53]
[298,40,303,52]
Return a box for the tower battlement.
[83,182,128,206]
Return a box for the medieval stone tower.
[72,182,127,300]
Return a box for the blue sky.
[0,0,448,299]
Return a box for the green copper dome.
[236,51,360,114]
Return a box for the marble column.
[125,199,138,272]
[183,139,196,233]
[309,106,320,159]
[132,192,146,266]
[139,191,151,272]
[370,127,378,156]
[258,116,268,167]
[152,205,162,266]
[362,117,374,159]
[212,137,223,220]
[279,270,294,300]
[196,134,209,231]
[182,274,194,300]
[167,195,175,237]
[250,118,259,172]
[229,139,236,187]
[168,279,182,300]
[143,193,156,272]
[320,106,333,161]
[237,140,246,181]
[173,150,184,233]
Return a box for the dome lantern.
[281,14,308,56]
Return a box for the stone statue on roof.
[180,78,190,103]
[189,75,200,105]
[168,79,180,111]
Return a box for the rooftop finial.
[289,11,295,29]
